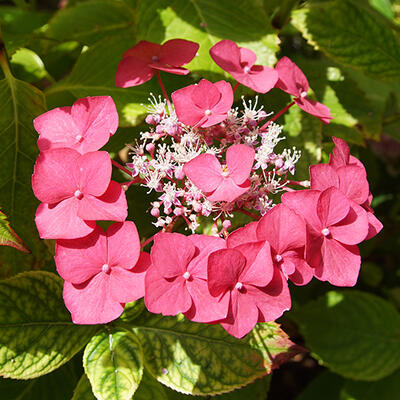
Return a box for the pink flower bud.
[151,207,160,218]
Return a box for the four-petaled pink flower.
[145,232,228,323]
[275,57,332,124]
[32,148,127,239]
[56,222,150,324]
[282,187,369,286]
[34,96,118,154]
[209,39,278,93]
[172,79,233,127]
[183,144,255,202]
[115,39,199,87]
[208,240,291,338]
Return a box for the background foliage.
[0,0,399,399]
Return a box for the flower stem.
[141,235,155,248]
[156,70,172,113]
[111,159,132,176]
[232,82,240,93]
[259,101,295,131]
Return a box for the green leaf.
[0,209,29,253]
[296,371,344,400]
[45,35,159,127]
[133,370,167,400]
[292,0,400,81]
[292,290,400,381]
[83,329,143,400]
[10,48,48,83]
[0,47,48,275]
[46,0,135,45]
[0,271,98,379]
[130,312,299,395]
[0,361,78,400]
[72,374,96,400]
[135,0,280,75]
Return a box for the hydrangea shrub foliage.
[0,1,399,399]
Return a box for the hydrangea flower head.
[34,96,118,154]
[210,39,278,93]
[115,39,199,87]
[171,79,233,127]
[56,222,149,324]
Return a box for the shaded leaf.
[0,209,29,253]
[292,290,400,381]
[0,271,98,379]
[83,329,143,400]
[72,374,96,400]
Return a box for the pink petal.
[115,56,154,87]
[309,164,339,192]
[365,212,383,240]
[239,47,257,67]
[183,153,223,193]
[256,203,306,253]
[295,97,332,124]
[187,234,226,279]
[77,181,127,222]
[330,202,369,245]
[63,275,124,324]
[256,268,291,322]
[159,39,199,66]
[121,40,161,62]
[109,254,150,304]
[232,66,278,93]
[32,148,80,204]
[148,64,189,75]
[281,190,322,233]
[69,96,118,153]
[211,80,234,115]
[337,165,369,205]
[305,231,324,269]
[106,221,141,269]
[316,239,360,287]
[226,221,258,248]
[207,177,251,202]
[35,106,80,152]
[171,84,206,126]
[151,232,195,278]
[285,256,314,286]
[55,226,106,284]
[317,188,350,228]
[144,266,192,315]
[185,279,229,323]
[234,241,274,287]
[221,289,259,338]
[209,40,242,73]
[78,151,111,196]
[275,56,309,97]
[226,144,255,185]
[329,136,350,169]
[208,248,246,297]
[192,79,222,110]
[35,199,95,239]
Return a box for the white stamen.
[235,282,243,290]
[102,264,110,273]
[321,228,330,236]
[204,109,212,116]
[183,271,190,280]
[301,91,308,98]
[75,134,83,142]
[275,254,283,263]
[74,190,83,199]
[244,66,250,74]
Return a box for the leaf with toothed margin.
[292,290,400,381]
[83,329,143,400]
[0,209,29,253]
[0,271,98,379]
[128,311,299,396]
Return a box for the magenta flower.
[275,57,332,124]
[209,40,278,93]
[56,222,149,324]
[256,204,314,286]
[208,241,291,338]
[144,232,228,323]
[171,79,233,127]
[115,39,199,87]
[183,144,255,202]
[329,136,364,170]
[32,148,127,239]
[34,96,118,154]
[282,187,369,286]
